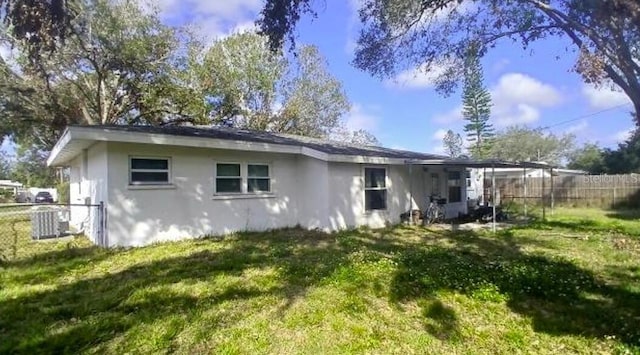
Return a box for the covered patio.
[403,158,555,232]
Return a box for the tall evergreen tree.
[462,44,494,159]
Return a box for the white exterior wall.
[66,142,472,247]
[105,143,300,247]
[296,156,330,230]
[327,163,419,230]
[68,143,108,243]
[420,166,468,219]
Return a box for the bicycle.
[424,195,446,224]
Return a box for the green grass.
[0,208,639,354]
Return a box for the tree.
[601,129,640,173]
[0,0,204,148]
[259,0,640,125]
[567,143,605,173]
[442,129,463,158]
[461,44,493,159]
[278,45,350,137]
[0,154,11,180]
[488,126,575,165]
[0,0,78,63]
[10,144,56,187]
[201,32,286,129]
[200,32,351,139]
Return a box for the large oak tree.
[0,0,205,147]
[258,0,640,125]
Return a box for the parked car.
[14,191,30,203]
[34,191,54,203]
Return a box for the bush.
[0,190,13,203]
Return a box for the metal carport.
[404,158,555,232]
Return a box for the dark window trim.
[364,166,388,211]
[129,156,172,186]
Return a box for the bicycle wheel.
[424,208,435,225]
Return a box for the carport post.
[523,166,527,218]
[542,168,546,221]
[408,163,413,225]
[550,167,555,216]
[492,163,496,233]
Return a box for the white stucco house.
[47,125,530,247]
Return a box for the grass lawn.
[1,208,639,354]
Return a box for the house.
[0,180,23,196]
[47,125,542,247]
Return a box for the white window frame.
[247,162,272,194]
[363,166,388,211]
[213,161,274,196]
[214,162,243,194]
[129,156,172,186]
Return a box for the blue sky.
[2,0,635,157]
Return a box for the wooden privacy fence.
[486,174,640,209]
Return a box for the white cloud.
[491,58,510,73]
[433,105,463,124]
[582,85,631,109]
[492,73,562,108]
[429,145,447,155]
[384,63,450,90]
[431,72,562,127]
[612,128,633,143]
[432,128,448,141]
[143,0,263,44]
[564,119,588,134]
[344,104,380,132]
[492,103,540,126]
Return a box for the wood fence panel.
[484,174,640,209]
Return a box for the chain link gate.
[0,202,105,262]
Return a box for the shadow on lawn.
[606,210,640,221]
[1,226,639,352]
[0,229,351,354]
[386,229,640,347]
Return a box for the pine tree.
[462,44,494,159]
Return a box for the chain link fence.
[0,203,104,261]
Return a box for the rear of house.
[48,125,470,247]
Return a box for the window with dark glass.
[216,163,242,193]
[248,164,270,193]
[130,157,170,185]
[364,167,387,210]
[448,171,462,203]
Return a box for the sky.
[1,0,636,157]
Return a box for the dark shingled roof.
[78,125,450,160]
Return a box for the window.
[248,164,270,193]
[448,171,462,203]
[130,157,170,185]
[431,173,440,196]
[364,167,387,210]
[216,163,242,193]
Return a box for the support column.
[409,163,413,225]
[542,168,546,221]
[550,168,555,216]
[492,163,496,233]
[523,167,527,218]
